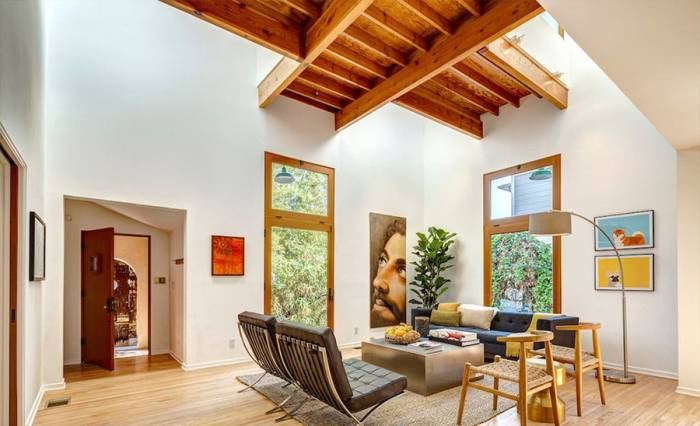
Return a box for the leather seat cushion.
[342,358,407,412]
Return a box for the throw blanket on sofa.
[505,312,558,358]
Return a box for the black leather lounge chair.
[275,321,406,425]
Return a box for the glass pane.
[271,163,328,216]
[490,231,553,313]
[490,166,553,220]
[271,226,328,326]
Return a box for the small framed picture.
[594,210,654,251]
[29,212,46,281]
[211,235,244,276]
[594,254,654,291]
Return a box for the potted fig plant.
[408,227,457,325]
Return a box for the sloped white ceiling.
[541,0,700,149]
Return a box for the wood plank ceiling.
[161,0,568,139]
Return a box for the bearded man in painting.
[370,214,407,328]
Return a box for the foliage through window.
[271,163,328,216]
[490,232,552,313]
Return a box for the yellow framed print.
[594,254,654,291]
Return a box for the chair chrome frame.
[237,320,299,413]
[275,334,403,425]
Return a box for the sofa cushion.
[430,309,461,327]
[490,311,533,333]
[343,358,407,412]
[437,302,460,312]
[474,329,511,344]
[458,304,497,329]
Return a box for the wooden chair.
[456,331,560,426]
[530,322,606,416]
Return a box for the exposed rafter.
[480,37,568,109]
[257,0,374,107]
[335,0,543,132]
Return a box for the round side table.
[526,357,567,423]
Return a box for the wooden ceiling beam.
[335,0,542,131]
[363,6,430,53]
[282,90,339,113]
[342,27,409,67]
[395,91,483,138]
[452,61,519,107]
[257,0,374,107]
[311,57,374,91]
[412,85,483,121]
[327,42,390,79]
[161,0,302,59]
[397,0,453,35]
[429,75,497,115]
[286,81,347,109]
[277,0,321,20]
[480,37,568,109]
[457,0,482,17]
[297,69,359,101]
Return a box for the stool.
[526,357,566,423]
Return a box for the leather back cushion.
[490,311,534,333]
[275,321,353,401]
[237,311,285,372]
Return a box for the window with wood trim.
[264,152,335,328]
[484,155,561,313]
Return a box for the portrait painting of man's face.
[369,213,407,328]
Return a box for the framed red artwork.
[211,235,244,276]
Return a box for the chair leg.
[548,383,561,426]
[592,329,607,405]
[456,363,472,425]
[574,367,583,416]
[492,377,500,411]
[238,371,267,393]
[265,388,298,414]
[519,395,527,426]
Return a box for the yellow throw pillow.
[430,309,461,327]
[437,302,460,312]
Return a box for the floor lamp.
[528,210,636,384]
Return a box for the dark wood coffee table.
[361,338,484,396]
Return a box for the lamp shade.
[529,211,572,236]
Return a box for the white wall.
[63,199,171,364]
[423,35,678,377]
[0,0,47,423]
[44,0,426,369]
[677,148,700,395]
[169,224,185,363]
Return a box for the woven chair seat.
[472,359,553,389]
[531,345,598,367]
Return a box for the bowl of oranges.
[385,323,421,345]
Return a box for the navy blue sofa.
[411,308,578,358]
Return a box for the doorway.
[0,145,18,426]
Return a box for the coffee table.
[361,338,484,396]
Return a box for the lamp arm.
[551,209,630,378]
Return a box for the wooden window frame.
[483,154,561,313]
[264,152,335,328]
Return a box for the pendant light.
[529,168,552,181]
[274,166,295,184]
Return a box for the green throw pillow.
[437,302,460,312]
[430,309,461,327]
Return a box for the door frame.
[263,152,335,328]
[114,233,151,356]
[0,122,25,426]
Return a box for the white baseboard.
[26,380,66,426]
[676,386,700,398]
[180,356,249,371]
[63,358,81,366]
[169,351,184,365]
[151,348,171,356]
[338,341,361,350]
[603,361,677,380]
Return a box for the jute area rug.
[237,373,517,425]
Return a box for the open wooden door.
[81,228,115,370]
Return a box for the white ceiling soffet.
[541,0,700,149]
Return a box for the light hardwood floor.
[37,351,700,425]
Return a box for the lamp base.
[603,368,636,384]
